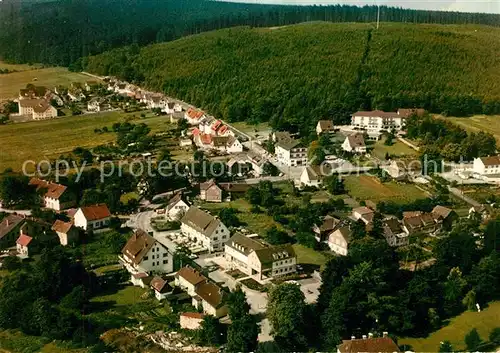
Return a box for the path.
[397,137,420,151]
[0,208,31,216]
[448,186,481,207]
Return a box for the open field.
[292,244,328,268]
[0,66,91,100]
[438,114,500,143]
[344,175,428,204]
[229,121,271,139]
[0,111,172,171]
[0,60,43,72]
[400,301,500,352]
[370,138,417,160]
[0,330,86,353]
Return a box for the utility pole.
[377,5,380,30]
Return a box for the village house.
[51,220,79,246]
[227,155,253,175]
[67,88,86,102]
[382,218,409,247]
[342,133,366,154]
[337,334,400,353]
[299,164,335,188]
[164,192,190,221]
[163,102,183,114]
[383,160,422,180]
[327,227,351,256]
[313,215,341,242]
[225,233,297,280]
[350,108,425,133]
[272,131,293,143]
[431,205,458,230]
[87,97,106,112]
[472,156,500,183]
[180,312,205,330]
[352,207,375,225]
[16,233,33,258]
[194,132,243,153]
[18,99,57,120]
[0,214,25,249]
[192,281,228,318]
[275,138,308,167]
[219,182,252,201]
[19,85,48,100]
[73,204,111,231]
[175,266,207,296]
[402,212,441,235]
[29,178,76,211]
[180,206,230,252]
[199,179,223,203]
[185,108,206,125]
[150,276,173,301]
[316,120,335,135]
[120,229,175,286]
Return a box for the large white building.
[473,156,500,176]
[73,204,111,231]
[275,138,307,167]
[225,233,297,280]
[350,108,424,132]
[120,229,174,286]
[180,206,230,252]
[18,99,57,120]
[29,178,76,211]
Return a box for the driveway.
[297,277,321,304]
[127,210,155,232]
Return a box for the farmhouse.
[18,99,57,120]
[51,220,79,246]
[29,178,76,211]
[342,133,366,154]
[327,227,351,256]
[275,138,308,167]
[73,204,111,231]
[120,229,174,286]
[180,206,230,252]
[350,108,424,132]
[313,215,341,242]
[316,120,334,135]
[199,179,223,203]
[382,218,409,247]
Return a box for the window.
[152,248,155,252]
[163,260,168,264]
[157,261,160,266]
[144,256,148,260]
[213,237,218,241]
[222,235,226,239]
[163,253,168,258]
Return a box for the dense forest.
[0,0,499,67]
[82,23,500,134]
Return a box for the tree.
[0,175,34,207]
[226,286,250,320]
[462,289,477,312]
[218,208,241,228]
[263,162,279,176]
[226,313,258,352]
[464,328,481,351]
[60,285,89,312]
[438,340,453,353]
[489,327,500,346]
[324,174,345,195]
[483,218,500,254]
[296,231,317,248]
[266,226,293,245]
[443,267,467,315]
[267,283,307,351]
[197,315,224,346]
[1,256,21,271]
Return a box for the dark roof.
[273,131,293,143]
[181,206,222,237]
[383,218,404,237]
[122,229,156,265]
[79,204,111,221]
[212,136,230,147]
[303,164,335,181]
[166,192,189,212]
[19,99,54,113]
[479,156,500,166]
[276,138,302,151]
[226,233,267,256]
[315,215,341,233]
[219,183,252,193]
[150,276,172,294]
[181,312,205,319]
[346,133,366,148]
[0,214,25,239]
[432,205,454,220]
[51,220,74,234]
[199,179,220,191]
[338,337,400,353]
[253,244,295,269]
[195,282,225,308]
[318,120,334,131]
[176,266,207,286]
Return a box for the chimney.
[368,333,374,339]
[362,335,367,340]
[383,332,388,337]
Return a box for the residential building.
[352,207,375,225]
[120,229,174,284]
[350,108,424,132]
[192,281,228,317]
[402,212,440,235]
[73,204,111,231]
[219,182,252,200]
[473,156,500,181]
[165,192,190,221]
[150,276,173,301]
[87,98,106,112]
[227,155,253,176]
[327,227,351,256]
[313,215,341,242]
[180,207,230,252]
[316,120,334,135]
[342,133,366,154]
[16,233,33,258]
[51,220,79,246]
[199,179,223,203]
[272,131,293,143]
[225,233,267,275]
[67,89,85,102]
[432,205,458,230]
[194,133,243,153]
[29,178,76,211]
[185,108,206,125]
[382,218,409,247]
[164,102,183,114]
[337,335,400,353]
[275,138,307,167]
[18,99,57,120]
[19,85,48,100]
[180,312,205,330]
[175,266,207,296]
[299,164,335,188]
[0,214,25,249]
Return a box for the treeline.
[83,23,500,134]
[0,0,499,67]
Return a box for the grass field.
[400,301,500,352]
[0,111,172,171]
[371,138,417,160]
[344,175,428,204]
[292,244,328,268]
[0,330,86,353]
[438,114,500,143]
[0,60,43,72]
[0,66,91,100]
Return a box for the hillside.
[83,22,500,133]
[0,0,499,67]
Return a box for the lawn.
[120,191,140,204]
[292,244,328,269]
[0,66,91,100]
[344,175,428,204]
[0,60,43,72]
[370,137,417,160]
[439,114,500,143]
[0,330,86,353]
[399,301,500,352]
[0,111,172,171]
[229,121,272,139]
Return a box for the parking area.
[297,277,321,304]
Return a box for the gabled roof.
[346,133,365,148]
[29,178,68,200]
[176,266,207,286]
[79,204,111,221]
[51,220,74,234]
[302,165,334,181]
[273,131,293,143]
[226,233,267,256]
[19,98,55,113]
[479,155,500,166]
[315,215,340,233]
[219,182,251,193]
[199,179,220,192]
[338,337,400,353]
[383,218,405,237]
[150,276,172,294]
[181,312,205,320]
[253,244,295,269]
[121,229,156,265]
[186,108,205,120]
[195,282,225,308]
[181,206,222,237]
[0,214,25,239]
[276,138,302,151]
[432,205,454,220]
[317,120,334,131]
[212,136,230,147]
[166,192,189,212]
[329,227,351,244]
[17,234,33,247]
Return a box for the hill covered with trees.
[0,0,499,67]
[82,22,500,134]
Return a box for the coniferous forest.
[82,23,500,134]
[0,0,499,67]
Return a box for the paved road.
[127,210,155,232]
[0,208,31,216]
[448,186,481,207]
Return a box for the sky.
[222,0,500,14]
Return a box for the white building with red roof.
[16,233,33,258]
[351,108,425,132]
[73,204,111,231]
[29,178,76,211]
[185,108,206,125]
